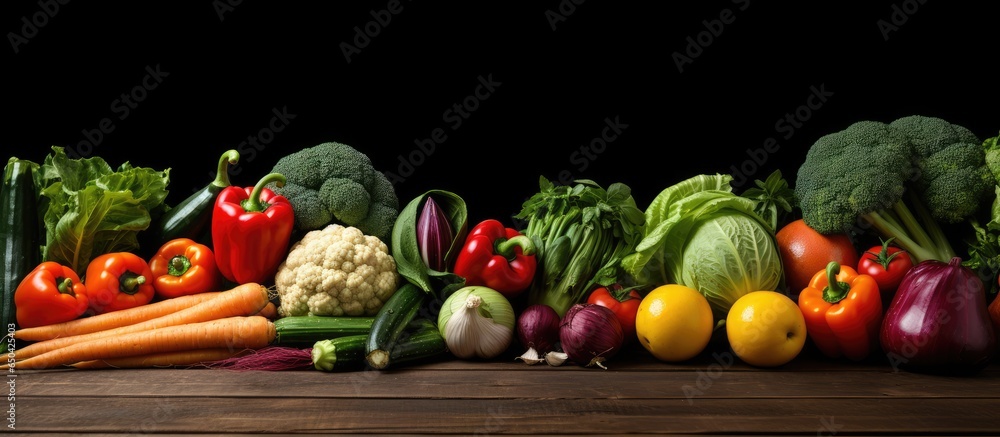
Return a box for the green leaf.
[391,189,468,295]
[35,146,170,275]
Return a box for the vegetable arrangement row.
[3,114,1000,376]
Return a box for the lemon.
[725,290,807,367]
[635,284,714,362]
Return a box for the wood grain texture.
[9,347,1000,435]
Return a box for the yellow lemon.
[635,284,714,362]
[726,290,807,367]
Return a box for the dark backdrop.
[4,1,998,226]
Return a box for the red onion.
[880,257,997,375]
[559,303,624,369]
[517,304,561,353]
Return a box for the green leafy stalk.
[514,177,645,317]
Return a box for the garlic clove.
[544,351,569,367]
[516,347,545,365]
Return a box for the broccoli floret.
[269,142,399,243]
[889,115,994,224]
[795,116,991,263]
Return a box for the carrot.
[255,301,278,320]
[13,282,269,361]
[70,348,253,369]
[6,316,276,370]
[13,291,224,342]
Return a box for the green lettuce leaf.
[36,146,170,275]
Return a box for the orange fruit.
[775,219,858,297]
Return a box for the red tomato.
[587,284,642,343]
[858,239,914,301]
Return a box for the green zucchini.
[146,149,239,249]
[313,318,446,371]
[1,158,40,333]
[365,282,426,369]
[272,315,375,347]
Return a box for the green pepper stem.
[495,235,536,260]
[119,272,147,296]
[56,277,76,297]
[168,255,192,277]
[211,149,240,188]
[822,261,850,304]
[242,172,286,213]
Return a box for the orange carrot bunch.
[5,282,277,370]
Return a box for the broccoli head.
[794,116,992,263]
[795,120,914,234]
[889,115,994,224]
[269,142,399,242]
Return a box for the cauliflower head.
[275,224,400,317]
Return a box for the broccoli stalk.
[863,190,956,263]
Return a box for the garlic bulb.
[438,286,515,360]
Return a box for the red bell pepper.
[14,261,89,328]
[85,252,156,314]
[797,261,883,361]
[453,219,536,298]
[212,172,295,285]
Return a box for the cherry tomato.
[587,284,642,343]
[858,238,914,301]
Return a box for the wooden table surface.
[10,339,1000,436]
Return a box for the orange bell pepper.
[85,252,156,314]
[149,238,223,299]
[798,261,883,361]
[14,261,89,328]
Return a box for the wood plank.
[12,397,1000,435]
[18,365,1000,400]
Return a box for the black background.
[4,1,998,228]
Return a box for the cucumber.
[312,318,446,372]
[0,159,40,333]
[311,334,369,372]
[272,315,375,347]
[387,318,448,365]
[365,282,426,369]
[144,149,239,250]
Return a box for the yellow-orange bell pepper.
[798,261,883,361]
